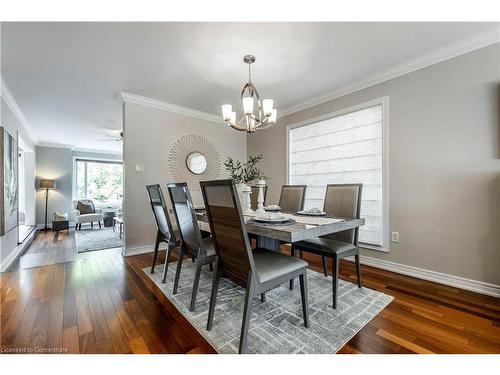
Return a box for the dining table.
[195,210,365,253]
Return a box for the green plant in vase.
[224,154,267,185]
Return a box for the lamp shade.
[40,179,56,189]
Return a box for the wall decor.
[0,127,18,236]
[168,134,221,191]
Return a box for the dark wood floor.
[1,229,499,354]
[8,226,123,272]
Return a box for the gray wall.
[248,44,500,285]
[0,96,37,266]
[35,146,73,225]
[123,103,247,253]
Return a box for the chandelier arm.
[227,122,247,132]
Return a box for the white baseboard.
[1,226,39,272]
[346,255,500,298]
[124,244,156,257]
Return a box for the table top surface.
[196,211,365,243]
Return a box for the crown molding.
[118,91,224,124]
[72,146,122,156]
[280,27,500,117]
[1,76,39,144]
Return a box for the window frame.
[72,156,124,202]
[286,96,390,252]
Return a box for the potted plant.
[224,155,267,207]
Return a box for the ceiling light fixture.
[221,55,277,133]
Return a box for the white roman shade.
[288,104,384,246]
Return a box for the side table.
[103,210,117,227]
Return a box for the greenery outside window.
[75,159,123,203]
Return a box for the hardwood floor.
[1,229,499,354]
[7,227,122,272]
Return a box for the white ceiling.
[1,22,498,153]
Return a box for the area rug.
[144,260,393,354]
[75,226,123,253]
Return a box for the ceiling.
[1,22,498,153]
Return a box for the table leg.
[255,235,281,253]
[119,223,123,239]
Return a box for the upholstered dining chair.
[200,179,310,354]
[167,182,216,312]
[278,185,307,213]
[145,184,180,277]
[250,185,267,210]
[291,183,363,309]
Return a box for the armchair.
[72,199,104,230]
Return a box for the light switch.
[391,231,400,243]
[135,163,144,172]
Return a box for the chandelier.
[221,55,277,133]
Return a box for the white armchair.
[72,199,104,230]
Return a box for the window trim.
[72,156,124,201]
[286,96,390,252]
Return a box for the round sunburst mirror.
[168,134,221,191]
[186,152,207,175]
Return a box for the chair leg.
[299,272,309,328]
[239,274,256,354]
[162,242,174,283]
[91,222,93,228]
[299,249,303,259]
[332,256,339,309]
[173,243,185,295]
[355,254,362,288]
[98,221,102,228]
[75,223,78,230]
[189,258,203,312]
[150,232,161,274]
[260,293,265,303]
[289,245,296,290]
[207,259,221,331]
[209,263,213,272]
[322,256,328,276]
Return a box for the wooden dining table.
[196,211,365,253]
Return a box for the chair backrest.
[145,184,175,241]
[167,182,204,256]
[322,184,363,244]
[200,179,255,283]
[250,186,267,210]
[279,185,307,213]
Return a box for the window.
[75,159,123,203]
[287,98,388,249]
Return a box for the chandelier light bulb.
[269,109,277,124]
[262,99,274,116]
[242,97,254,115]
[222,104,233,121]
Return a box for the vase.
[236,183,249,211]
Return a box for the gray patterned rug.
[144,260,393,354]
[75,226,123,253]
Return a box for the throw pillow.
[77,200,95,214]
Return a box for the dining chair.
[145,184,180,277]
[291,183,363,309]
[250,185,267,210]
[167,182,216,312]
[278,185,307,213]
[200,179,310,354]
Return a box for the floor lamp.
[40,179,56,231]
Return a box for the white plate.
[297,210,327,216]
[253,215,289,223]
[264,206,281,212]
